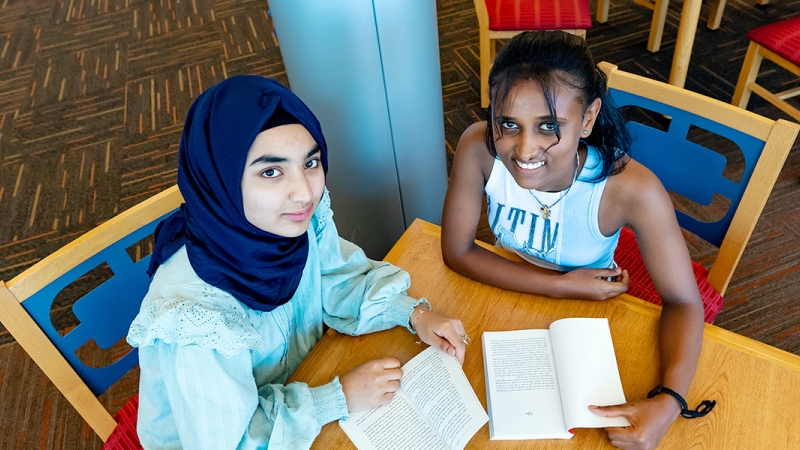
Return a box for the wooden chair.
[599,62,799,319]
[596,0,670,53]
[732,16,800,123]
[595,0,744,52]
[473,0,592,108]
[0,185,183,444]
[708,0,771,31]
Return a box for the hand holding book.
[339,346,488,450]
[411,305,468,365]
[340,358,404,413]
[482,318,630,440]
[590,393,681,448]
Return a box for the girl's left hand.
[589,394,681,449]
[413,308,468,365]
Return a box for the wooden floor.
[0,0,799,448]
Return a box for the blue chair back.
[20,212,174,395]
[601,62,799,296]
[608,89,765,248]
[0,185,183,440]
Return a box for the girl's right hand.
[559,268,630,300]
[340,358,403,412]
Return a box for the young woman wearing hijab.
[126,75,468,449]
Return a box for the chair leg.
[648,0,670,52]
[732,41,763,109]
[707,0,726,30]
[479,31,492,108]
[597,0,610,23]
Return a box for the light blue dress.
[127,191,426,449]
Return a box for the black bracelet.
[647,385,716,419]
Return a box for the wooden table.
[290,219,800,448]
[669,0,702,88]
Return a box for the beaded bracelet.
[647,385,716,419]
[409,306,431,332]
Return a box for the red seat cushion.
[103,395,143,450]
[484,0,592,31]
[747,16,800,66]
[613,227,724,323]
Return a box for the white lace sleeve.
[127,247,266,358]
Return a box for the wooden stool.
[732,16,800,122]
[473,0,592,108]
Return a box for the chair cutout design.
[599,62,799,319]
[732,16,800,123]
[0,185,183,444]
[473,0,592,108]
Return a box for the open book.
[339,346,488,450]
[482,318,630,440]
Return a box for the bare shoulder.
[454,121,495,180]
[458,121,490,155]
[600,156,675,232]
[605,157,668,207]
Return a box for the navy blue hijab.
[147,75,328,312]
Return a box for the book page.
[482,330,573,440]
[339,389,449,450]
[400,347,488,450]
[549,318,630,430]
[339,347,487,450]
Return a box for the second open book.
[483,318,630,440]
[339,346,488,450]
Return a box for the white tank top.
[485,145,620,272]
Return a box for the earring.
[582,130,589,135]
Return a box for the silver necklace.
[527,150,580,219]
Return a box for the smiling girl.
[441,31,704,449]
[127,75,467,449]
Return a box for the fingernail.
[448,348,456,356]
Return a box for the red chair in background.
[473,0,592,108]
[732,16,800,123]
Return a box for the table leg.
[668,0,702,88]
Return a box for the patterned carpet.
[0,0,799,448]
